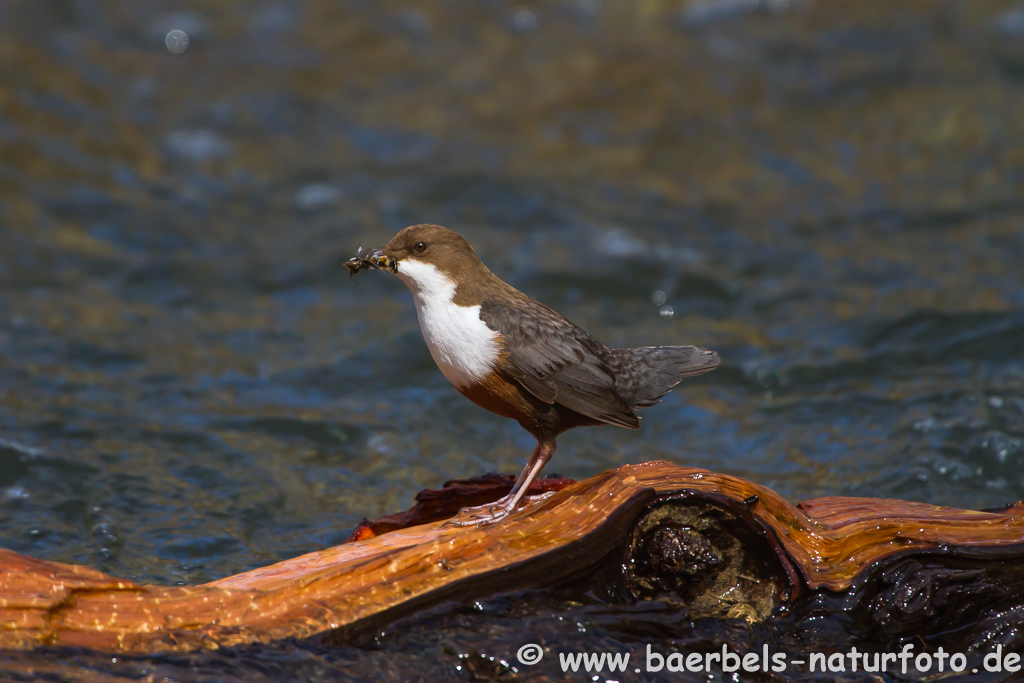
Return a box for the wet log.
[1,461,1022,654]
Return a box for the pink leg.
[445,438,556,527]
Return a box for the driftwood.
[1,461,1022,654]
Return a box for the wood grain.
[1,461,1021,653]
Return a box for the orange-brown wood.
[0,461,1021,654]
[345,472,576,542]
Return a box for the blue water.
[0,1,1021,680]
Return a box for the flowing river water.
[1,1,1022,680]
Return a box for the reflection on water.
[0,0,1022,679]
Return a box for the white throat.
[396,259,500,389]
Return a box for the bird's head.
[346,224,492,299]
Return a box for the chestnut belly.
[458,370,605,438]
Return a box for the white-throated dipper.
[347,224,720,525]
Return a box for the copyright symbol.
[517,643,544,665]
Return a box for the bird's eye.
[413,241,428,254]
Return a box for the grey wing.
[479,299,640,429]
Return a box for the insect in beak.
[344,247,398,278]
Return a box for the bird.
[348,224,720,526]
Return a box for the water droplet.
[92,522,118,543]
[165,30,190,54]
[659,305,674,318]
[651,290,666,306]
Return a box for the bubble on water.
[165,29,190,54]
[659,305,674,318]
[92,522,115,537]
[510,9,538,33]
[651,290,667,306]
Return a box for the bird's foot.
[443,491,556,528]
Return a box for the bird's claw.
[443,507,510,528]
[442,491,556,528]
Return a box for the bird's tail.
[609,345,720,409]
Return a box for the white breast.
[395,259,500,389]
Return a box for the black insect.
[344,246,397,278]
